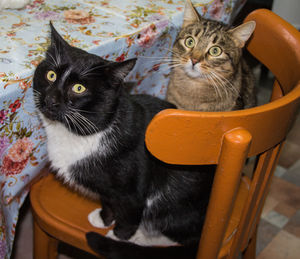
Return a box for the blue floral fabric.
[0,0,245,257]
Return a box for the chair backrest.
[145,9,300,259]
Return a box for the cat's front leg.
[100,203,115,227]
[112,203,143,240]
[113,221,139,240]
[114,223,138,240]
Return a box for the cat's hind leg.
[106,228,178,246]
[113,221,139,240]
[88,208,115,228]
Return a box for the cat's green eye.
[208,46,222,56]
[72,84,86,94]
[184,36,195,48]
[47,70,57,82]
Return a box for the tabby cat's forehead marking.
[212,34,219,44]
[180,21,228,46]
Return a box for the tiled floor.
[256,117,300,259]
[11,71,300,258]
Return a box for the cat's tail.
[86,232,198,259]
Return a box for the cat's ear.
[229,21,256,48]
[110,58,137,81]
[182,0,201,27]
[49,21,70,49]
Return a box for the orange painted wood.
[33,220,58,259]
[245,9,300,95]
[30,171,107,258]
[145,87,300,165]
[196,129,252,259]
[242,227,257,259]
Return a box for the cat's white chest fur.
[41,116,108,184]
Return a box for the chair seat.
[30,168,250,258]
[30,169,109,258]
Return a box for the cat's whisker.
[53,44,62,66]
[154,63,181,71]
[70,109,98,135]
[167,64,183,69]
[32,89,41,95]
[204,74,219,101]
[73,111,99,135]
[206,73,223,101]
[69,106,99,122]
[32,93,42,109]
[160,47,182,58]
[80,64,108,78]
[212,71,240,97]
[159,60,181,65]
[71,114,93,136]
[149,60,178,65]
[66,112,86,136]
[139,57,179,67]
[69,107,99,115]
[67,114,81,136]
[46,51,60,68]
[209,71,229,100]
[64,114,72,133]
[139,56,172,60]
[157,64,182,73]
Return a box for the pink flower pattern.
[7,138,33,163]
[0,110,8,124]
[1,156,29,176]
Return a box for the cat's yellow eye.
[46,70,57,82]
[208,46,222,56]
[184,36,195,48]
[72,84,86,94]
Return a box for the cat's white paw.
[105,227,178,247]
[128,228,178,246]
[88,208,114,228]
[106,229,120,240]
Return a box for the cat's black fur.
[33,23,215,259]
[86,232,198,259]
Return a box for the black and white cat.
[33,23,215,259]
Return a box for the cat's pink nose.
[191,58,198,66]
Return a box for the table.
[0,0,245,257]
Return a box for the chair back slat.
[196,129,252,259]
[228,144,282,258]
[146,87,300,165]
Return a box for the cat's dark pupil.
[50,73,54,78]
[78,86,81,91]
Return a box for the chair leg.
[242,227,257,259]
[33,221,58,259]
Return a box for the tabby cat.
[33,23,215,259]
[166,0,256,111]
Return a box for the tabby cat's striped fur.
[166,0,256,111]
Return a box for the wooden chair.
[30,9,300,259]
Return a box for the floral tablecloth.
[0,0,245,257]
